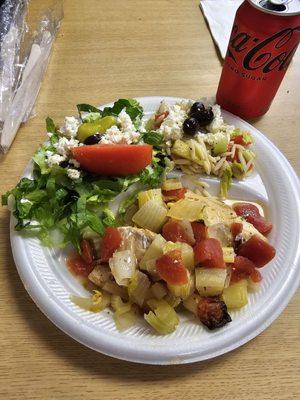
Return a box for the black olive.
[84,134,102,145]
[59,160,69,168]
[195,106,214,127]
[182,117,199,135]
[189,101,205,116]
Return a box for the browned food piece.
[197,297,232,330]
[117,226,156,261]
[88,264,112,287]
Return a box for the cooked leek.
[102,281,128,300]
[164,293,182,308]
[128,270,151,306]
[222,247,235,264]
[138,189,163,208]
[171,139,191,159]
[195,267,227,296]
[183,293,201,315]
[114,309,137,331]
[221,279,248,309]
[162,179,183,191]
[207,223,232,247]
[167,198,205,221]
[88,264,112,287]
[132,199,168,232]
[163,241,195,270]
[140,234,166,270]
[202,204,236,227]
[144,299,179,334]
[168,272,195,299]
[150,282,168,300]
[71,290,110,313]
[109,250,137,286]
[111,295,132,314]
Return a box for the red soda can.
[216,0,300,119]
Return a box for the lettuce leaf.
[101,98,143,122]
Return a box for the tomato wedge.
[194,238,225,268]
[156,249,188,285]
[67,255,94,277]
[71,144,153,176]
[162,219,195,245]
[237,235,276,268]
[230,222,243,239]
[80,239,94,264]
[233,203,272,235]
[162,188,187,202]
[231,255,260,283]
[100,227,122,262]
[191,222,207,242]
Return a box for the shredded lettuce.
[141,131,164,146]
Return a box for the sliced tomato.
[231,255,257,283]
[67,255,94,277]
[191,222,207,242]
[71,144,152,176]
[80,239,94,264]
[232,135,246,146]
[230,222,243,239]
[237,235,276,268]
[250,269,262,283]
[162,188,187,202]
[233,203,272,235]
[194,238,225,268]
[162,219,195,245]
[100,227,122,262]
[156,249,188,285]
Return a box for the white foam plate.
[10,96,300,364]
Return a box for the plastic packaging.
[0,0,63,153]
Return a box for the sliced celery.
[195,267,227,296]
[132,199,168,232]
[221,279,248,309]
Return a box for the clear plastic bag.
[0,0,63,153]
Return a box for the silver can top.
[248,0,300,15]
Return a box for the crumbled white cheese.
[207,104,234,135]
[101,125,140,144]
[175,99,194,113]
[100,109,140,145]
[197,131,230,146]
[67,168,81,180]
[117,109,135,132]
[46,153,66,167]
[158,103,188,142]
[60,116,80,138]
[47,132,53,138]
[54,137,81,157]
[69,158,80,168]
[45,150,54,158]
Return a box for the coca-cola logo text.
[228,25,300,73]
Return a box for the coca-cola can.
[216,0,300,119]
